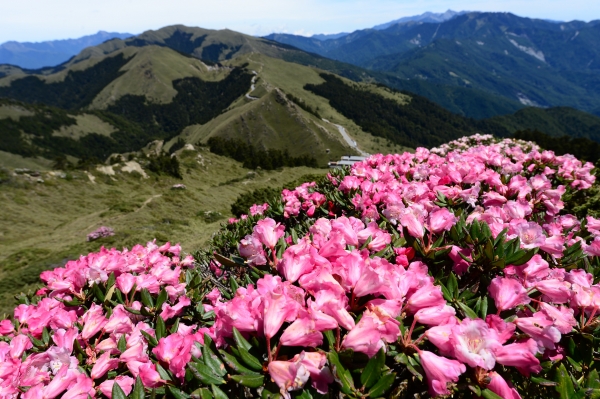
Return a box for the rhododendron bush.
[2,134,600,398]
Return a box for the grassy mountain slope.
[0,147,326,314]
[490,107,600,141]
[266,12,600,114]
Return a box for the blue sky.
[1,0,599,43]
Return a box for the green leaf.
[324,330,335,351]
[155,316,166,341]
[555,363,576,399]
[211,384,229,399]
[469,385,482,396]
[219,350,261,375]
[481,389,504,399]
[361,347,385,390]
[587,369,600,389]
[131,376,145,399]
[167,386,191,399]
[440,284,452,302]
[566,356,583,372]
[327,351,355,395]
[190,362,226,385]
[230,276,240,293]
[170,318,180,334]
[140,288,154,308]
[156,363,173,381]
[479,296,488,319]
[531,376,558,386]
[155,289,168,311]
[106,272,116,289]
[190,388,213,399]
[141,330,158,347]
[202,343,226,377]
[112,380,128,399]
[457,301,478,319]
[117,334,127,353]
[367,372,396,398]
[237,345,264,371]
[509,248,538,266]
[446,272,458,299]
[42,327,50,345]
[230,374,265,388]
[91,283,105,302]
[232,327,252,351]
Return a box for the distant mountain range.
[0,31,134,69]
[265,12,600,117]
[308,10,467,41]
[1,24,600,170]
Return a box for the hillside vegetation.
[267,12,600,117]
[0,147,326,315]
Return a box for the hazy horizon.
[2,0,599,44]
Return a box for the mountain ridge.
[0,31,134,69]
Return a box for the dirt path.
[322,119,370,156]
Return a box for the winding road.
[245,71,259,100]
[322,119,369,156]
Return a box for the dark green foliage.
[267,12,600,117]
[491,106,600,143]
[147,152,182,179]
[201,44,242,62]
[304,73,510,148]
[52,155,72,170]
[0,100,77,157]
[0,54,130,110]
[207,137,319,170]
[514,129,600,163]
[169,138,187,154]
[75,156,102,171]
[282,91,320,117]
[107,68,252,138]
[231,187,280,217]
[163,31,207,55]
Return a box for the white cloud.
[1,0,599,43]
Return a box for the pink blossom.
[406,283,446,313]
[487,371,522,399]
[420,350,466,396]
[254,218,285,249]
[98,376,135,398]
[428,208,458,233]
[238,235,267,266]
[450,318,500,370]
[489,277,530,312]
[494,339,541,376]
[414,305,456,326]
[513,221,546,249]
[90,352,119,380]
[268,355,310,399]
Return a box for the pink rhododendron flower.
[489,277,530,312]
[420,350,466,396]
[254,218,285,249]
[450,318,500,370]
[268,355,310,399]
[98,376,135,398]
[428,208,458,233]
[487,371,522,399]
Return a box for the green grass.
[0,148,327,315]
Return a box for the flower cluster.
[0,241,203,398]
[1,135,599,399]
[86,226,115,242]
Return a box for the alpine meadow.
[1,8,600,399]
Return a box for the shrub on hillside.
[147,152,182,179]
[2,134,600,398]
[207,136,319,169]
